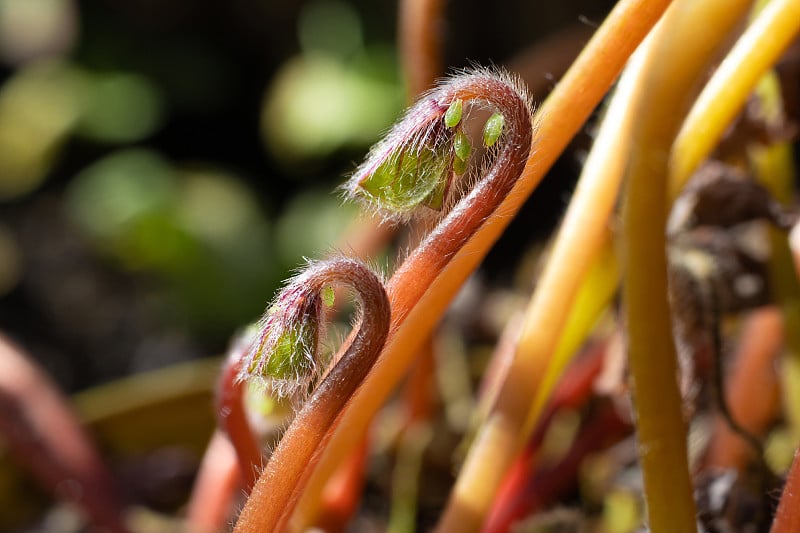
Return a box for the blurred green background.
[0,0,614,393]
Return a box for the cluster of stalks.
[5,0,800,531]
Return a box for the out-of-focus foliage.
[0,0,401,360]
[66,149,279,333]
[262,0,403,166]
[0,61,84,199]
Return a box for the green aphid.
[444,98,463,128]
[483,112,505,147]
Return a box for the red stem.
[234,257,391,532]
[483,401,630,533]
[384,71,533,319]
[217,351,262,490]
[0,334,128,533]
[772,447,800,532]
[314,434,371,533]
[185,429,243,532]
[484,341,612,532]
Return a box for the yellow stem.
[669,0,800,198]
[292,0,673,528]
[435,36,650,530]
[621,0,758,528]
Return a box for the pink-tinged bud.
[344,68,529,221]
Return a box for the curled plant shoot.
[343,68,522,222]
[292,67,534,528]
[235,256,390,532]
[240,264,334,401]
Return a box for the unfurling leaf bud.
[358,142,450,214]
[344,69,529,221]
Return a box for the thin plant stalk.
[294,1,673,527]
[217,352,262,490]
[436,37,649,527]
[619,0,758,528]
[524,235,619,435]
[234,258,391,532]
[0,334,127,533]
[399,0,443,97]
[669,0,800,197]
[314,435,370,532]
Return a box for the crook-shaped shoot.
[235,256,391,532]
[343,68,525,221]
[290,68,533,528]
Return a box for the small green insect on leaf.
[483,112,505,147]
[322,285,335,307]
[454,130,471,161]
[444,98,463,128]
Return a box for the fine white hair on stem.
[238,255,388,402]
[342,66,532,224]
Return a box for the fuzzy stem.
[293,1,672,527]
[234,258,390,532]
[669,0,800,197]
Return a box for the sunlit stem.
[436,38,649,531]
[293,0,673,528]
[234,257,390,532]
[620,0,759,528]
[669,0,800,199]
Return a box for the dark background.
[0,0,615,393]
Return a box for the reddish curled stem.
[0,334,127,533]
[296,69,534,529]
[382,71,533,304]
[234,257,391,532]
